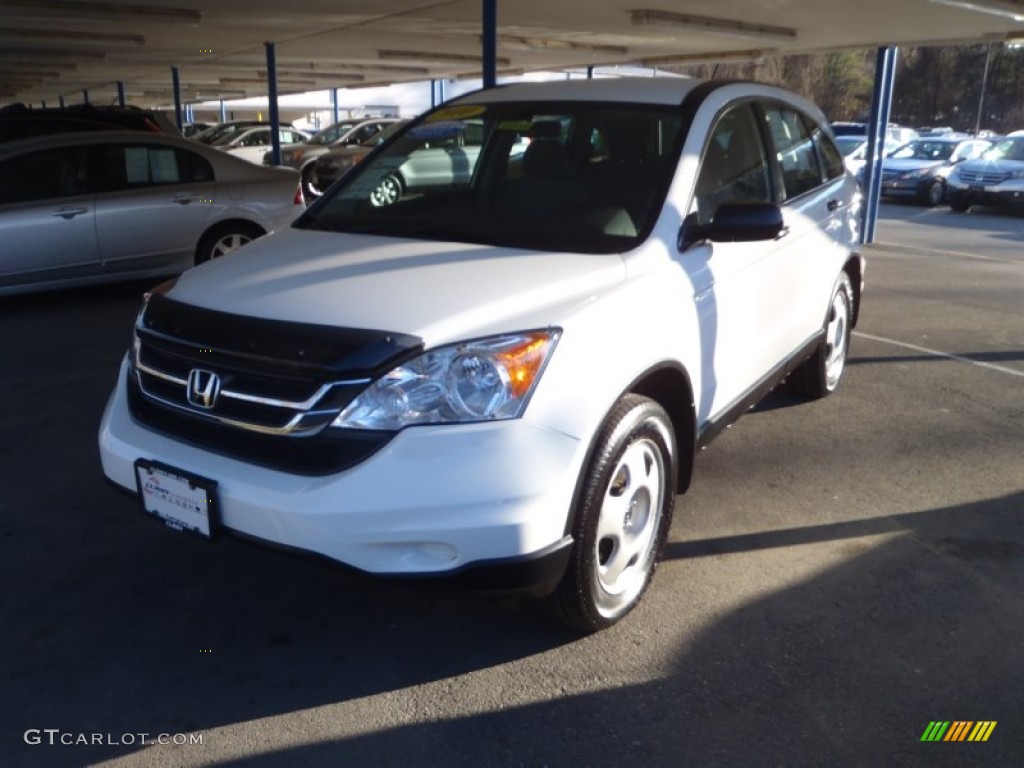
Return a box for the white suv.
[99,79,863,632]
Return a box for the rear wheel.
[788,272,853,399]
[370,173,403,207]
[301,164,324,202]
[547,395,677,632]
[195,221,264,264]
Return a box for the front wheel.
[547,395,677,632]
[788,272,853,399]
[924,179,944,207]
[948,193,971,213]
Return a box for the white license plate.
[134,460,217,539]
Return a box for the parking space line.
[853,331,1024,378]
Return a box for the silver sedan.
[0,131,303,296]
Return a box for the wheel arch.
[559,361,696,541]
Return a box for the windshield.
[309,121,361,145]
[983,138,1024,161]
[835,136,865,157]
[297,101,685,254]
[889,140,956,161]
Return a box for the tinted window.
[764,106,822,199]
[692,102,771,225]
[0,145,93,203]
[98,144,212,190]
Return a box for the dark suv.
[0,104,180,143]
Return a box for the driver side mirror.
[678,202,786,251]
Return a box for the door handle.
[170,193,196,205]
[826,198,841,212]
[51,205,88,219]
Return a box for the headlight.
[1008,169,1024,180]
[332,330,560,430]
[900,167,934,180]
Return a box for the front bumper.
[947,179,1024,207]
[99,358,583,593]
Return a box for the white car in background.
[0,131,303,295]
[99,78,863,632]
[213,125,310,164]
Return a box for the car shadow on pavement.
[194,490,1023,767]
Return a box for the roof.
[1,1,1022,108]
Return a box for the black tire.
[369,173,403,207]
[788,272,854,399]
[301,164,324,202]
[195,221,264,265]
[924,180,944,207]
[546,394,677,632]
[948,193,971,213]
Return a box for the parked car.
[0,131,303,296]
[269,118,404,200]
[191,120,295,145]
[213,125,310,164]
[182,122,213,139]
[835,135,901,178]
[946,136,1024,212]
[98,78,863,632]
[306,120,410,197]
[0,103,180,143]
[831,121,916,147]
[876,136,992,206]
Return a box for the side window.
[812,126,846,180]
[0,146,93,203]
[240,131,268,147]
[692,103,771,226]
[763,106,823,199]
[99,145,207,189]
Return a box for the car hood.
[168,227,627,345]
[883,158,945,173]
[957,157,1024,173]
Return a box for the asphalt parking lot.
[2,203,1022,768]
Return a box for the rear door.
[0,144,100,289]
[94,142,216,273]
[760,103,851,349]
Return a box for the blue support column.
[41,100,47,108]
[430,79,436,108]
[219,99,227,123]
[587,66,594,79]
[331,87,339,124]
[171,66,183,131]
[59,95,65,108]
[265,42,281,166]
[862,46,898,245]
[438,79,445,104]
[482,0,496,88]
[82,89,89,104]
[117,80,125,107]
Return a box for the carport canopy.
[2,0,1023,108]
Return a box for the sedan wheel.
[196,222,264,264]
[370,174,403,207]
[788,271,853,399]
[924,180,944,207]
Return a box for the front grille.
[128,295,422,474]
[128,382,392,475]
[958,170,1007,185]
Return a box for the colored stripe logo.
[920,721,997,742]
